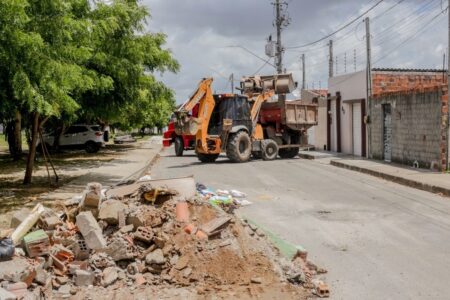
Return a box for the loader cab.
[208,94,252,135]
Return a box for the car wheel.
[85,141,99,153]
[174,136,184,157]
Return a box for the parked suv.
[39,125,105,153]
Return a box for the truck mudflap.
[163,139,172,147]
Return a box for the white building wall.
[328,70,367,155]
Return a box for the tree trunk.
[12,110,22,161]
[23,112,39,185]
[53,123,64,152]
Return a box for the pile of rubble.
[0,176,329,299]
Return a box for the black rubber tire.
[261,139,278,161]
[226,131,252,163]
[279,147,299,159]
[85,141,100,153]
[174,136,184,157]
[197,153,219,163]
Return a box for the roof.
[372,68,447,73]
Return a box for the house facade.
[325,68,448,170]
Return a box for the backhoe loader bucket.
[241,73,295,95]
[174,112,201,136]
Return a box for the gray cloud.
[143,0,448,102]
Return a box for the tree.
[0,0,178,184]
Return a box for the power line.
[285,0,384,49]
[226,45,277,68]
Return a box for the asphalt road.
[151,148,450,300]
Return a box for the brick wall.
[372,71,447,96]
[370,85,448,170]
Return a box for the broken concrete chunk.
[102,267,118,287]
[76,211,106,250]
[103,238,134,261]
[75,270,94,286]
[81,182,103,208]
[0,287,17,300]
[0,258,34,283]
[4,282,27,299]
[133,227,153,243]
[11,204,45,245]
[98,200,127,225]
[174,255,189,271]
[145,249,165,265]
[200,216,231,236]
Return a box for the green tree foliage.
[0,0,179,183]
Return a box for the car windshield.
[90,125,101,132]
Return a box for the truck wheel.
[261,139,278,161]
[227,131,252,163]
[85,141,99,153]
[197,153,219,163]
[174,137,184,156]
[279,147,299,159]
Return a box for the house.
[301,89,328,150]
[325,68,448,170]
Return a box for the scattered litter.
[137,175,152,182]
[0,239,14,261]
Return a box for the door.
[383,104,392,162]
[352,102,362,156]
[330,99,337,152]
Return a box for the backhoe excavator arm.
[174,78,216,153]
[249,90,275,135]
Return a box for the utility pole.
[328,40,334,78]
[335,56,338,75]
[274,0,290,75]
[344,52,347,73]
[230,73,234,93]
[365,17,372,159]
[301,54,306,90]
[447,0,450,170]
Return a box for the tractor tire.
[226,131,252,163]
[279,147,299,159]
[197,153,219,163]
[261,139,278,161]
[174,136,184,157]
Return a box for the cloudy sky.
[143,0,448,103]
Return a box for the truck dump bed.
[260,99,318,131]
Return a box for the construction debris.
[0,176,329,298]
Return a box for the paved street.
[152,148,450,300]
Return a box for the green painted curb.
[244,217,306,260]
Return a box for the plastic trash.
[196,183,207,191]
[0,238,15,261]
[230,189,247,198]
[216,189,230,196]
[137,175,152,182]
[209,195,233,206]
[234,199,252,206]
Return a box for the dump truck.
[174,74,318,163]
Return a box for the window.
[90,125,101,132]
[65,126,88,134]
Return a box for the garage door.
[352,102,362,156]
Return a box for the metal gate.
[352,102,362,156]
[383,104,392,162]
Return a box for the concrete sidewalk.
[299,150,450,196]
[333,157,450,196]
[39,136,162,203]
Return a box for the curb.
[298,153,316,160]
[330,160,450,197]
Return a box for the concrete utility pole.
[328,40,334,78]
[447,0,450,170]
[274,0,289,74]
[230,73,234,93]
[301,54,306,90]
[365,17,372,159]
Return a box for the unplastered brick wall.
[372,71,447,96]
[370,85,448,171]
